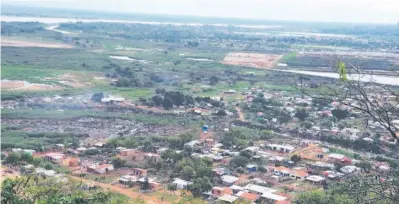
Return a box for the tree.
[216,110,227,116]
[295,109,309,121]
[167,183,177,192]
[230,156,248,167]
[1,176,122,204]
[181,166,195,180]
[332,109,349,120]
[188,177,212,197]
[355,161,372,173]
[152,95,163,106]
[5,152,20,165]
[296,190,354,204]
[91,92,104,102]
[21,153,33,163]
[155,88,166,95]
[162,97,173,110]
[209,76,219,85]
[111,157,126,169]
[299,121,312,129]
[141,177,150,191]
[291,155,302,163]
[44,163,53,170]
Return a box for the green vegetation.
[1,109,194,126]
[279,51,297,63]
[1,129,83,151]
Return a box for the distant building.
[221,175,239,186]
[267,144,295,153]
[173,178,192,189]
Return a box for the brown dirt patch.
[1,80,62,91]
[57,73,88,88]
[1,39,73,49]
[221,52,282,69]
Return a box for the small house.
[44,153,65,164]
[218,195,238,203]
[94,164,114,174]
[246,164,258,173]
[173,178,192,189]
[221,175,239,186]
[306,175,326,184]
[132,168,148,177]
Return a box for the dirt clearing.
[221,52,282,69]
[1,39,73,49]
[1,80,62,91]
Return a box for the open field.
[1,80,62,91]
[1,38,74,48]
[221,52,282,69]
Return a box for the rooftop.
[244,184,277,194]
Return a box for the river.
[1,15,281,28]
[277,69,399,86]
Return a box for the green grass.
[1,64,64,83]
[1,131,82,150]
[1,109,194,126]
[279,52,297,63]
[329,146,357,158]
[148,191,179,203]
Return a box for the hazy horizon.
[2,0,399,24]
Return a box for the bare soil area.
[221,52,282,69]
[1,80,62,91]
[1,39,73,49]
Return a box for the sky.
[2,0,399,23]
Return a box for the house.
[94,164,114,174]
[119,149,138,156]
[290,169,308,180]
[261,193,288,202]
[246,164,258,173]
[132,168,148,177]
[230,185,243,194]
[273,166,291,177]
[267,144,295,153]
[212,186,233,197]
[218,195,238,203]
[224,89,236,94]
[44,153,65,164]
[173,178,192,189]
[245,146,259,154]
[119,175,138,185]
[306,175,326,184]
[237,191,260,202]
[144,153,161,162]
[35,168,57,177]
[221,175,239,186]
[244,184,277,195]
[101,96,125,103]
[328,153,352,164]
[185,140,200,147]
[68,158,79,167]
[340,165,360,174]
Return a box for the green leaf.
[337,61,348,81]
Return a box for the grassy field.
[1,109,195,126]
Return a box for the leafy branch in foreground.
[297,60,399,143]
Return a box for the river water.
[1,15,280,28]
[277,69,399,86]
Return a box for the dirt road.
[235,107,245,121]
[69,176,167,204]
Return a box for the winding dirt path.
[69,176,166,204]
